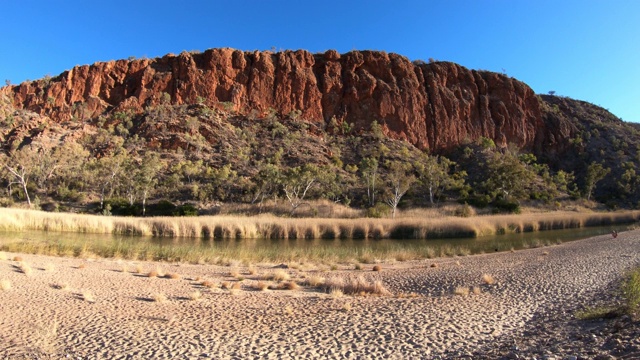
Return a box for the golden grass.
[255,281,270,291]
[454,286,470,296]
[1,208,637,241]
[81,290,95,302]
[165,272,180,279]
[200,280,217,289]
[330,288,344,298]
[265,269,291,282]
[269,281,300,291]
[324,276,391,296]
[189,290,202,301]
[306,275,325,287]
[152,293,167,303]
[482,274,496,285]
[0,279,11,290]
[17,262,33,275]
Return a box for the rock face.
[2,49,548,153]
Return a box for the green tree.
[135,153,164,216]
[383,160,415,219]
[482,151,535,201]
[251,162,281,209]
[1,146,36,207]
[282,164,321,216]
[416,153,464,205]
[360,157,379,207]
[584,162,611,201]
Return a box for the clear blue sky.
[2,0,639,122]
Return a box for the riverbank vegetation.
[0,207,637,240]
[2,96,638,220]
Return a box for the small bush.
[492,199,521,214]
[366,203,390,218]
[454,203,476,217]
[173,204,198,216]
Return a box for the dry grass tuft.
[306,275,325,287]
[354,263,362,270]
[342,302,352,312]
[284,305,294,316]
[18,262,33,275]
[542,251,550,256]
[472,286,482,295]
[482,274,496,285]
[82,290,95,303]
[231,282,242,290]
[325,276,391,296]
[454,286,470,296]
[269,281,300,291]
[248,266,258,275]
[200,280,217,288]
[1,279,11,291]
[77,263,86,269]
[255,281,270,291]
[430,263,439,268]
[229,270,241,278]
[13,255,23,262]
[189,290,202,301]
[121,265,129,273]
[153,293,167,303]
[330,288,344,298]
[147,267,165,278]
[134,265,143,274]
[147,269,159,278]
[265,269,291,282]
[372,265,382,272]
[221,281,231,290]
[396,292,420,298]
[165,272,180,280]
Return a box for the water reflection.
[0,225,630,261]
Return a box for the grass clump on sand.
[81,290,95,303]
[576,266,640,320]
[622,266,640,317]
[0,279,11,291]
[322,276,391,296]
[152,293,168,303]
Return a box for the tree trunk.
[21,180,31,208]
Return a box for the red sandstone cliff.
[2,49,549,152]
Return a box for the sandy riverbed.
[1,230,639,359]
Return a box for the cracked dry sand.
[1,230,639,359]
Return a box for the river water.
[0,224,630,263]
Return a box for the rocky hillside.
[0,49,638,212]
[3,49,548,153]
